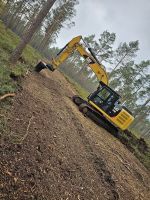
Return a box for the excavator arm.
[35,36,108,85]
[76,44,108,85]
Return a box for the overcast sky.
[55,0,150,62]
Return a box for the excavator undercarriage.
[72,95,118,135]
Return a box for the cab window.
[97,88,111,101]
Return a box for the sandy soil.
[0,69,150,200]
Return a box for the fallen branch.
[19,116,34,144]
[0,93,15,101]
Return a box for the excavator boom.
[38,36,108,85]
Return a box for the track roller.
[72,95,84,106]
[79,103,89,115]
[79,104,118,135]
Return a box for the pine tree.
[37,0,78,51]
[109,40,139,78]
[9,0,56,64]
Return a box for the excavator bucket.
[35,62,47,72]
[35,61,54,72]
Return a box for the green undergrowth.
[118,130,150,169]
[0,20,42,96]
[62,72,90,99]
[134,147,150,170]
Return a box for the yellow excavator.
[35,36,134,134]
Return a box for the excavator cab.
[88,81,121,117]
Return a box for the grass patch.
[0,98,13,137]
[0,64,16,95]
[117,130,150,169]
[134,148,150,170]
[62,73,89,99]
[0,20,42,96]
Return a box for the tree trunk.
[0,0,12,19]
[142,129,150,137]
[134,98,150,116]
[131,99,150,130]
[9,0,56,65]
[22,5,41,35]
[38,29,54,51]
[6,0,26,29]
[109,52,129,79]
[38,16,60,51]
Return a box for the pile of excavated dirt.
[0,70,150,200]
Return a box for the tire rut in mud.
[66,104,119,200]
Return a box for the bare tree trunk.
[38,15,61,51]
[6,0,26,29]
[22,5,41,35]
[38,25,55,50]
[134,98,150,116]
[131,98,150,130]
[9,0,56,65]
[109,52,129,79]
[142,129,150,138]
[0,0,11,18]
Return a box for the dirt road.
[0,70,150,199]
